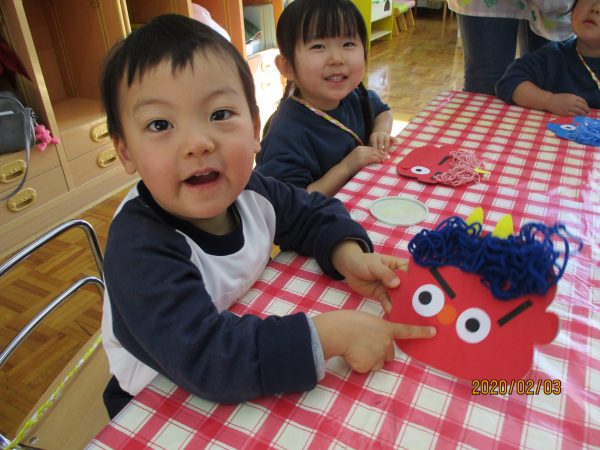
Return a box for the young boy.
[496,0,599,116]
[99,14,435,418]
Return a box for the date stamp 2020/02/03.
[472,379,562,395]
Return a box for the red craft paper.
[388,264,559,380]
[396,144,455,184]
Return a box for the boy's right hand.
[342,145,388,178]
[313,310,436,373]
[547,93,590,116]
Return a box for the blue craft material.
[547,116,600,146]
[408,217,583,300]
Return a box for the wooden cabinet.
[190,0,283,58]
[0,0,136,258]
[0,0,283,258]
[352,0,393,50]
[194,0,244,55]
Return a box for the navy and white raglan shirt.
[255,88,390,188]
[101,171,372,403]
[496,37,600,109]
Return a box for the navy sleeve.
[496,46,552,104]
[248,172,373,278]
[256,91,389,188]
[368,89,390,116]
[104,208,317,403]
[256,127,315,188]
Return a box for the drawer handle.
[7,187,37,212]
[0,159,27,183]
[261,61,274,72]
[90,123,109,142]
[97,148,117,168]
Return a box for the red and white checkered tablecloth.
[395,91,600,204]
[88,92,600,449]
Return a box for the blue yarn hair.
[408,217,583,300]
[570,117,600,146]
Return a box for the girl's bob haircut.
[276,0,368,70]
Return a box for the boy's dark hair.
[571,0,579,12]
[272,0,373,137]
[101,14,259,139]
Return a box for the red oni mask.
[396,144,455,184]
[388,264,559,380]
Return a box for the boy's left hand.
[546,93,590,116]
[331,241,407,314]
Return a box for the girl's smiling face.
[278,34,366,111]
[113,50,260,233]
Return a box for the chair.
[0,220,109,450]
[392,1,416,34]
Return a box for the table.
[88,92,600,449]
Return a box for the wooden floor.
[0,8,462,439]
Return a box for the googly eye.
[560,124,576,131]
[456,308,491,344]
[410,166,431,175]
[412,284,445,317]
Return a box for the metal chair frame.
[0,219,105,449]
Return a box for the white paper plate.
[369,196,428,226]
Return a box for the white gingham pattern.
[88,92,600,450]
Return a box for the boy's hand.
[369,131,397,154]
[313,310,436,373]
[547,93,590,116]
[331,241,407,314]
[342,146,388,178]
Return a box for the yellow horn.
[492,214,514,238]
[466,207,484,226]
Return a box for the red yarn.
[436,150,485,187]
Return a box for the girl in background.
[255,0,395,196]
[496,0,598,116]
[447,0,574,95]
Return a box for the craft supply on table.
[369,196,428,226]
[396,144,488,187]
[387,207,583,380]
[547,116,600,146]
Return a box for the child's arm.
[306,95,395,196]
[311,240,435,373]
[260,175,433,375]
[369,110,397,153]
[312,310,435,373]
[258,124,386,196]
[104,216,320,403]
[306,145,387,196]
[496,41,590,116]
[512,81,591,116]
[331,240,402,314]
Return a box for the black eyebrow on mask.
[438,155,451,166]
[429,267,455,299]
[497,299,533,327]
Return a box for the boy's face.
[278,35,365,111]
[572,0,600,48]
[114,51,260,231]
